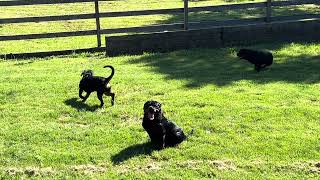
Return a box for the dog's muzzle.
[147,106,159,120]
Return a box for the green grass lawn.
[1,0,319,54]
[0,42,320,178]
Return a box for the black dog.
[237,48,273,72]
[142,101,186,149]
[79,65,115,107]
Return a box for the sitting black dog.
[237,48,273,72]
[142,100,186,149]
[79,65,115,107]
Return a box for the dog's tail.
[103,65,115,82]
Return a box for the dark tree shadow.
[111,142,157,165]
[128,43,320,87]
[153,1,319,26]
[130,1,320,87]
[64,97,100,112]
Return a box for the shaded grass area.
[0,42,320,178]
[131,42,320,87]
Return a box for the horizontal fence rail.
[272,0,319,7]
[0,14,96,24]
[1,0,319,25]
[0,9,185,24]
[0,0,319,57]
[0,0,109,6]
[2,14,320,41]
[0,0,320,24]
[1,0,318,7]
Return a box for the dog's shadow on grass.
[111,142,157,165]
[64,98,100,112]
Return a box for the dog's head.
[81,70,94,78]
[237,48,250,59]
[237,49,244,59]
[143,100,162,121]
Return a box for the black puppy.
[237,48,273,72]
[142,101,186,149]
[79,65,115,107]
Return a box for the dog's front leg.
[254,64,261,72]
[79,89,85,99]
[160,124,166,149]
[81,91,91,102]
[161,134,166,149]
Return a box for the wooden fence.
[0,0,319,57]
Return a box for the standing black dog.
[79,65,115,107]
[142,101,186,149]
[237,48,273,72]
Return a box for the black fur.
[237,48,273,72]
[142,100,186,149]
[79,65,115,107]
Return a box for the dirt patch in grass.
[306,162,320,173]
[70,164,106,175]
[5,167,55,177]
[275,161,320,174]
[62,122,91,129]
[177,159,236,171]
[117,162,162,174]
[209,160,237,170]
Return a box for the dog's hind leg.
[105,91,115,106]
[97,92,104,107]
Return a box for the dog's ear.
[155,101,161,109]
[81,70,86,76]
[143,101,152,111]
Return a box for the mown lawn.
[0,42,319,178]
[1,0,320,54]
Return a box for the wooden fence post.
[94,0,102,47]
[184,0,188,30]
[265,0,272,22]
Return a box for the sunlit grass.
[0,42,319,178]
